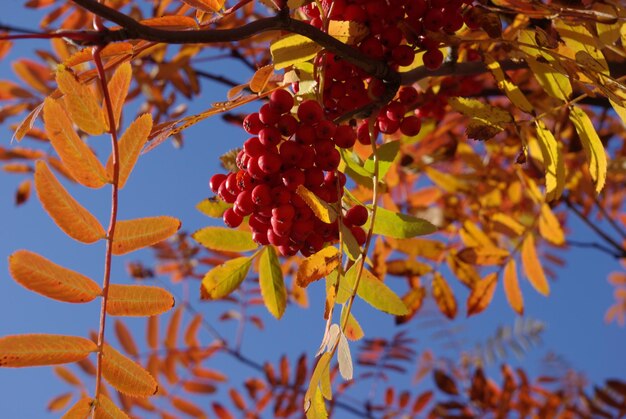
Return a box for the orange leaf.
[56,66,106,135]
[104,62,132,132]
[47,393,73,412]
[106,114,152,189]
[9,250,102,303]
[107,284,175,317]
[432,273,457,319]
[139,16,199,29]
[521,234,550,296]
[503,259,524,314]
[466,272,498,317]
[112,216,181,255]
[172,396,206,418]
[15,178,31,206]
[180,0,224,13]
[147,316,159,350]
[114,320,139,357]
[95,394,130,419]
[0,334,97,367]
[54,366,82,386]
[538,204,565,246]
[296,246,341,287]
[102,343,158,397]
[249,65,275,93]
[43,97,109,188]
[182,380,217,394]
[62,397,93,419]
[13,59,51,94]
[35,161,105,243]
[165,307,183,350]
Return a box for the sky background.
[0,1,625,417]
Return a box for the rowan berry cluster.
[210,90,367,257]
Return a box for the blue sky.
[0,2,625,417]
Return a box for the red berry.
[333,125,356,148]
[223,208,243,228]
[398,86,418,106]
[344,205,368,226]
[295,125,317,145]
[304,168,325,188]
[271,186,291,205]
[259,126,283,147]
[209,173,227,193]
[243,113,262,135]
[270,89,294,114]
[259,103,280,125]
[278,114,298,136]
[279,140,302,167]
[272,204,296,222]
[282,167,305,190]
[391,45,415,67]
[424,8,445,32]
[316,120,337,140]
[350,226,367,246]
[297,100,324,124]
[423,48,444,70]
[252,184,272,207]
[243,137,264,157]
[400,116,422,136]
[258,152,281,174]
[385,101,406,121]
[235,190,255,215]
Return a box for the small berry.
[223,208,243,228]
[344,205,368,226]
[269,89,294,114]
[209,173,227,193]
[297,100,324,124]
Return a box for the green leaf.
[200,256,252,299]
[569,106,607,193]
[270,34,322,70]
[339,148,374,189]
[339,222,361,261]
[193,226,258,252]
[363,140,400,179]
[196,198,231,218]
[357,269,409,315]
[258,246,287,319]
[368,207,437,238]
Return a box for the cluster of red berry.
[210,90,368,257]
[301,0,477,119]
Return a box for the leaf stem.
[92,43,121,408]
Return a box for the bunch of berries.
[210,90,364,257]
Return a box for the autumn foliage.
[1,0,626,417]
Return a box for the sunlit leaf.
[521,234,550,296]
[304,353,332,412]
[95,395,130,419]
[196,197,232,218]
[363,140,400,180]
[165,307,182,350]
[114,320,138,357]
[43,97,109,188]
[107,284,175,316]
[449,97,512,140]
[102,343,158,397]
[249,65,274,93]
[368,207,437,239]
[172,396,205,417]
[296,185,337,224]
[340,307,364,341]
[9,250,101,303]
[15,178,31,206]
[181,0,224,13]
[569,106,607,194]
[104,62,132,132]
[337,332,353,380]
[457,246,509,266]
[503,259,524,314]
[0,334,97,367]
[201,256,253,299]
[357,268,409,315]
[534,121,565,201]
[270,34,323,70]
[193,226,258,252]
[105,114,153,189]
[296,246,341,287]
[259,246,287,319]
[112,216,181,255]
[34,161,105,244]
[47,393,73,412]
[62,398,93,419]
[466,273,498,317]
[484,53,533,113]
[56,66,106,135]
[54,366,82,387]
[538,203,565,246]
[328,20,368,44]
[432,272,457,319]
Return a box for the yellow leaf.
[340,307,364,341]
[594,3,622,46]
[102,343,158,397]
[104,62,132,132]
[554,20,609,75]
[466,272,498,317]
[34,161,105,243]
[491,213,525,236]
[62,398,93,419]
[270,33,323,70]
[180,0,224,13]
[9,250,102,303]
[432,272,457,319]
[107,284,175,317]
[56,66,106,135]
[448,97,512,128]
[259,246,287,319]
[114,320,139,357]
[484,53,533,113]
[521,234,550,296]
[424,166,468,193]
[357,269,409,315]
[296,246,341,288]
[95,395,130,419]
[518,30,572,101]
[112,216,181,255]
[296,185,337,224]
[538,203,565,246]
[44,98,109,188]
[196,197,232,218]
[201,256,253,299]
[461,220,495,248]
[0,334,97,367]
[328,20,368,45]
[503,259,523,314]
[304,353,332,412]
[249,65,275,93]
[446,253,480,288]
[193,226,258,252]
[534,121,565,201]
[106,114,152,189]
[569,106,607,194]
